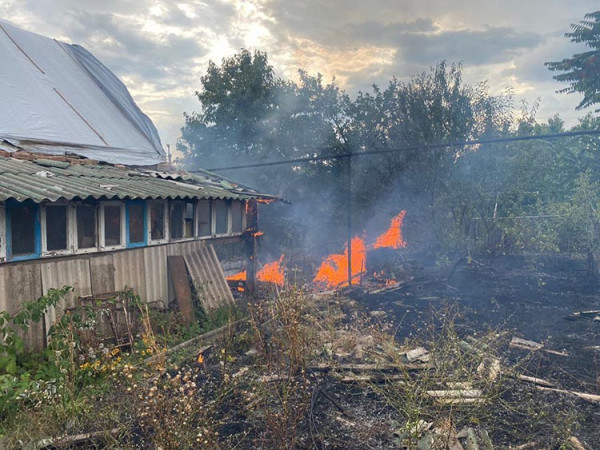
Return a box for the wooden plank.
[167,255,193,325]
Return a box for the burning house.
[0,20,274,348]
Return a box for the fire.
[257,255,285,286]
[313,237,366,288]
[227,270,247,281]
[374,211,407,250]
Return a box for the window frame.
[183,199,195,240]
[214,199,231,237]
[41,202,73,256]
[230,200,245,235]
[169,200,195,241]
[195,199,213,239]
[126,200,147,248]
[98,201,125,251]
[6,200,41,261]
[73,202,99,254]
[0,204,6,262]
[147,200,169,245]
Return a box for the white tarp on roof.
[0,20,165,166]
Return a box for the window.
[7,201,40,259]
[76,204,97,250]
[231,201,243,234]
[149,201,167,242]
[184,201,194,238]
[44,204,68,252]
[170,201,184,240]
[215,200,229,235]
[197,199,211,237]
[127,201,146,247]
[103,204,123,248]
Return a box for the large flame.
[374,210,407,249]
[257,255,285,286]
[313,237,366,288]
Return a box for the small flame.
[313,237,366,288]
[253,231,264,237]
[257,255,285,286]
[227,270,247,281]
[374,211,407,250]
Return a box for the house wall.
[0,235,242,350]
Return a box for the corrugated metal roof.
[0,155,276,203]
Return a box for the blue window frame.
[6,200,41,261]
[126,200,147,248]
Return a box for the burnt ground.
[350,253,600,448]
[358,254,600,389]
[117,253,600,449]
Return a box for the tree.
[546,11,600,111]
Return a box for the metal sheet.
[40,258,92,336]
[2,263,45,349]
[143,245,168,305]
[184,249,220,310]
[183,244,234,311]
[112,248,146,300]
[0,155,275,203]
[89,253,115,295]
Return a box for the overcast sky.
[1,1,598,152]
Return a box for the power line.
[193,129,600,172]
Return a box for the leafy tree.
[179,50,351,254]
[546,11,600,111]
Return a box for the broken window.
[150,202,166,241]
[231,201,243,233]
[170,201,184,240]
[9,202,38,257]
[45,205,68,251]
[76,204,97,250]
[128,202,146,246]
[197,199,211,237]
[103,204,122,247]
[215,200,229,235]
[184,201,194,238]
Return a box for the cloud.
[2,0,599,148]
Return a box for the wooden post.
[347,154,352,287]
[245,201,258,294]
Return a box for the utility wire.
[192,129,600,172]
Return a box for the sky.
[1,0,598,154]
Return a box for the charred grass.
[1,258,599,449]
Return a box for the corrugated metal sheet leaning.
[0,153,276,203]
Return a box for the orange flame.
[227,270,247,281]
[313,237,366,288]
[257,255,285,286]
[374,211,407,250]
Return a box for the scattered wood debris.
[405,346,431,362]
[515,374,556,387]
[535,386,600,404]
[509,336,568,356]
[565,310,600,321]
[567,436,588,450]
